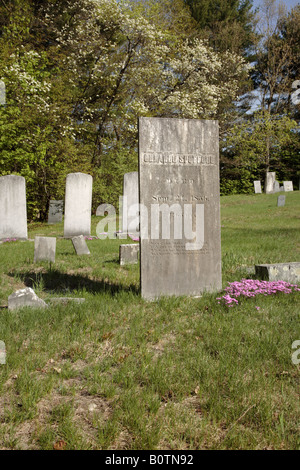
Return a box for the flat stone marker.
[48,200,63,224]
[34,236,56,263]
[72,235,90,255]
[47,297,85,305]
[283,181,293,192]
[139,117,222,300]
[122,172,139,236]
[119,243,140,266]
[265,172,276,194]
[277,195,285,207]
[64,173,93,237]
[0,175,27,240]
[255,262,300,283]
[8,287,48,310]
[254,181,262,194]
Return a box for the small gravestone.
[255,262,300,283]
[0,175,27,240]
[48,200,63,224]
[254,181,262,194]
[122,172,139,237]
[0,341,6,365]
[139,117,222,300]
[8,288,48,310]
[279,186,284,191]
[265,172,276,194]
[72,235,90,255]
[273,181,280,192]
[64,173,93,237]
[34,236,56,263]
[283,181,293,192]
[119,244,140,265]
[277,195,285,207]
[47,297,85,305]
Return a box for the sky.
[252,0,300,11]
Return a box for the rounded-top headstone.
[64,173,93,237]
[0,175,27,240]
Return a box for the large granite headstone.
[0,175,27,240]
[254,181,262,194]
[139,117,222,300]
[48,200,63,224]
[265,172,276,194]
[64,173,93,237]
[34,236,56,263]
[283,181,293,192]
[122,172,139,236]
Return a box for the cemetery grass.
[0,192,299,450]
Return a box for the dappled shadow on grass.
[8,270,139,296]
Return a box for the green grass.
[0,192,299,450]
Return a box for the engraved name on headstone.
[139,117,222,300]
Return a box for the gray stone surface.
[265,172,276,194]
[72,235,90,255]
[34,236,56,263]
[119,243,140,265]
[122,172,139,236]
[64,173,93,237]
[273,180,280,192]
[47,297,85,305]
[8,287,48,310]
[48,200,63,224]
[254,181,262,194]
[255,262,300,283]
[0,175,27,240]
[0,341,6,365]
[139,117,222,300]
[277,195,286,207]
[283,181,293,192]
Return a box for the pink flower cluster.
[217,278,300,307]
[2,238,17,243]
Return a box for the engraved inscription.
[143,152,216,165]
[149,241,209,256]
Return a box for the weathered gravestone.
[265,172,276,194]
[122,172,139,236]
[255,262,300,284]
[119,243,139,266]
[64,173,93,237]
[8,287,48,310]
[0,341,6,365]
[277,195,285,207]
[273,181,280,193]
[48,200,63,224]
[71,235,90,255]
[254,181,262,194]
[283,181,293,192]
[0,175,27,240]
[139,117,222,300]
[34,236,56,263]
